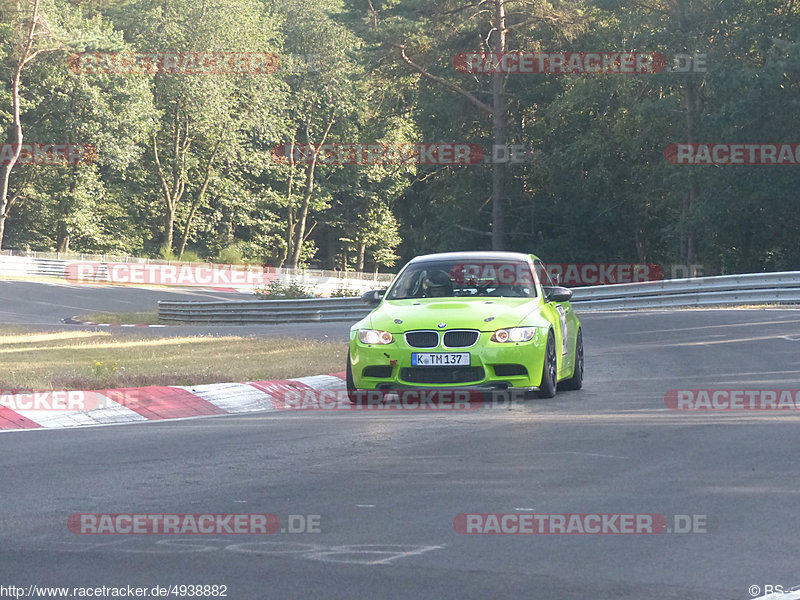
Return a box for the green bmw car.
[347,251,583,401]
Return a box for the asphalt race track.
[0,280,246,325]
[0,280,352,338]
[1,298,799,599]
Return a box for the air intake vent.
[400,367,485,384]
[493,364,528,377]
[405,331,439,348]
[362,365,393,378]
[443,330,479,347]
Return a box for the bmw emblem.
[437,322,447,329]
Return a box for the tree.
[270,0,365,268]
[344,0,585,250]
[0,0,63,248]
[114,0,285,256]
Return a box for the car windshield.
[386,260,537,299]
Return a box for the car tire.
[560,328,583,391]
[346,350,362,404]
[537,330,558,399]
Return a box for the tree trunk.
[0,57,23,249]
[325,229,337,270]
[56,175,78,253]
[682,79,699,274]
[57,233,71,253]
[490,0,507,250]
[177,134,224,259]
[152,100,189,254]
[677,0,698,275]
[280,206,292,268]
[0,0,41,250]
[163,209,175,249]
[288,118,334,268]
[357,242,366,272]
[288,161,316,268]
[281,133,298,268]
[394,0,509,249]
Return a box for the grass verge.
[0,327,346,390]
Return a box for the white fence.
[0,253,393,295]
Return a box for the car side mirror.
[545,285,573,303]
[361,289,385,305]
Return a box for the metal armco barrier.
[570,271,800,309]
[158,297,372,324]
[157,271,800,324]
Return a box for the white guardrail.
[156,271,800,324]
[0,252,393,295]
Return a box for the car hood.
[364,297,546,332]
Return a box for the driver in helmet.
[422,270,453,297]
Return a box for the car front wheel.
[537,330,558,399]
[346,350,362,404]
[560,328,583,391]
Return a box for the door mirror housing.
[544,285,573,303]
[361,289,385,305]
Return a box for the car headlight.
[491,327,538,343]
[358,329,394,345]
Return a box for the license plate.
[411,352,470,366]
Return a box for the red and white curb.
[62,316,167,327]
[0,373,346,432]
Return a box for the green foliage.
[213,244,245,265]
[158,245,201,262]
[179,249,203,263]
[330,284,360,297]
[254,279,314,299]
[157,245,178,261]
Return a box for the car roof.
[408,251,538,264]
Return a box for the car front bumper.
[349,328,550,390]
